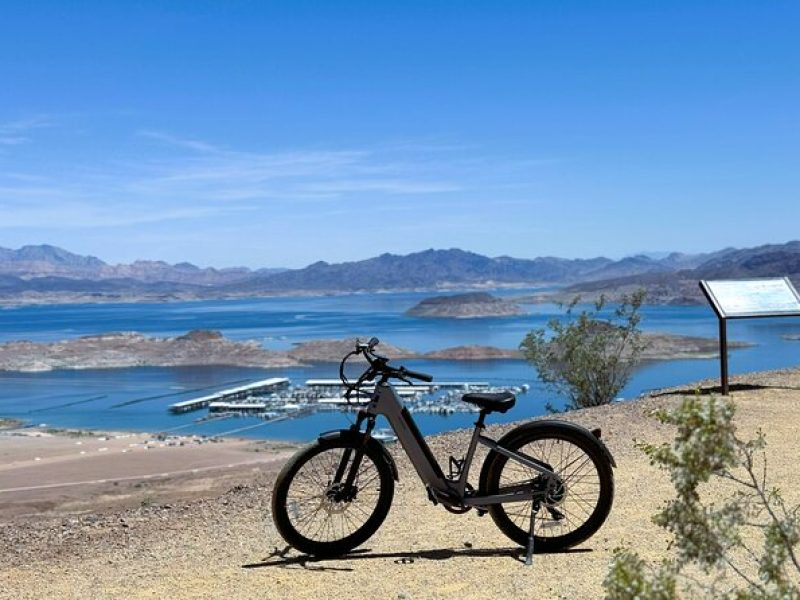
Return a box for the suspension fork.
[332,412,375,488]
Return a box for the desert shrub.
[520,290,646,410]
[604,394,800,599]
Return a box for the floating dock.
[208,401,268,413]
[305,379,489,389]
[169,378,290,413]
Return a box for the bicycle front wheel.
[271,436,395,557]
[480,421,614,553]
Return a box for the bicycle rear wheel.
[480,421,614,553]
[271,436,395,557]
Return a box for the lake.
[2,291,799,441]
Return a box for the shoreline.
[0,278,715,309]
[0,282,559,308]
[0,330,751,373]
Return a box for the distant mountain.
[692,241,800,279]
[0,244,105,276]
[2,241,800,304]
[0,244,284,286]
[237,248,759,294]
[231,249,623,293]
[555,241,800,305]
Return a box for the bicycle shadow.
[242,544,593,572]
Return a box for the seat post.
[455,411,489,494]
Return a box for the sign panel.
[700,277,800,319]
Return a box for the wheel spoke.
[491,432,610,548]
[281,443,387,547]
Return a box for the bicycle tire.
[271,436,395,557]
[480,420,614,553]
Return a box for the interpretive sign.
[701,277,800,319]
[699,278,800,394]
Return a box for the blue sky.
[1,1,798,268]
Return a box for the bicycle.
[271,338,616,565]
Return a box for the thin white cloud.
[0,115,53,145]
[136,130,222,153]
[124,133,466,201]
[0,129,550,230]
[298,179,461,194]
[0,202,241,228]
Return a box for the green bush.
[520,290,646,410]
[604,394,800,599]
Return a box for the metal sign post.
[718,316,729,395]
[699,277,800,395]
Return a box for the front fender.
[318,429,399,481]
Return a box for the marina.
[171,377,530,430]
[168,378,289,413]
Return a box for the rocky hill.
[0,331,752,372]
[406,292,525,318]
[0,330,300,372]
[286,338,419,363]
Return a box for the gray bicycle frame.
[361,381,556,508]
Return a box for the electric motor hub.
[544,478,567,506]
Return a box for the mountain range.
[1,241,798,304]
[0,244,283,285]
[556,241,800,305]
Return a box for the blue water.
[2,292,800,442]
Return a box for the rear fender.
[478,420,616,495]
[318,429,399,481]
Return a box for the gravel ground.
[2,368,800,599]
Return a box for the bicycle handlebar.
[341,338,433,390]
[398,367,433,383]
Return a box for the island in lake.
[0,330,300,372]
[406,292,526,318]
[0,330,752,372]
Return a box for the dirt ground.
[2,369,800,599]
[0,430,297,519]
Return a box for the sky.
[1,1,798,269]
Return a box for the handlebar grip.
[402,368,433,383]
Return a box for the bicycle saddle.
[461,391,516,413]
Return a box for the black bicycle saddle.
[461,391,516,413]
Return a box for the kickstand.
[525,504,537,566]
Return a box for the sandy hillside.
[2,368,800,599]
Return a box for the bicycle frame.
[348,381,558,509]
